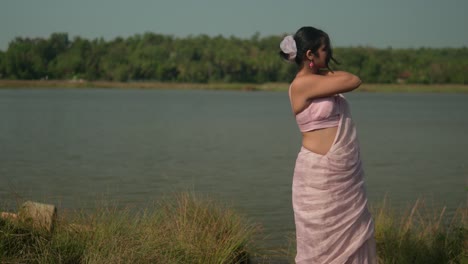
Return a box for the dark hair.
[280,26,339,70]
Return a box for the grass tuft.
[372,197,467,264]
[0,192,260,264]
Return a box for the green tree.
[1,32,467,84]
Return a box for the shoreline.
[1,80,468,93]
[1,193,466,263]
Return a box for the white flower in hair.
[280,35,297,61]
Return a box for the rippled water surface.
[1,88,466,249]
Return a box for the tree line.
[0,32,466,84]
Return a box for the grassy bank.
[372,198,467,264]
[284,198,467,264]
[1,80,468,93]
[0,193,262,264]
[1,194,466,263]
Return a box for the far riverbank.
[1,80,468,93]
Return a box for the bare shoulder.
[290,74,320,94]
[318,70,348,77]
[291,71,361,100]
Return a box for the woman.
[280,27,377,264]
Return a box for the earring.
[309,61,314,68]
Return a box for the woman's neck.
[297,66,318,77]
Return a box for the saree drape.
[292,95,377,264]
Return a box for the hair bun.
[280,35,297,62]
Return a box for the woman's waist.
[300,126,339,156]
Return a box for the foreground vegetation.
[1,80,468,93]
[0,32,466,84]
[1,193,466,263]
[372,198,467,264]
[0,193,261,264]
[284,198,467,264]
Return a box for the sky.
[1,0,467,50]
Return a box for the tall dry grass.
[1,194,466,263]
[0,192,261,264]
[372,197,467,264]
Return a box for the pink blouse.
[289,86,340,132]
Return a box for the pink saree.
[292,95,377,264]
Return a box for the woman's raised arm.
[292,71,362,100]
